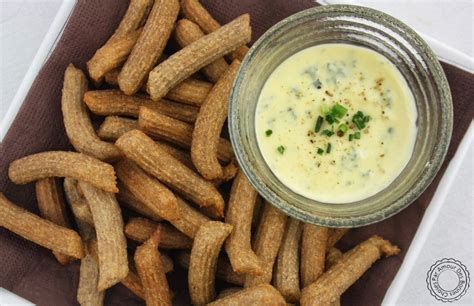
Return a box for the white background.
[0,1,473,305]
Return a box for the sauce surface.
[255,44,417,203]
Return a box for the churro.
[301,224,328,287]
[97,116,138,142]
[208,284,285,306]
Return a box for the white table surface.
[0,1,473,305]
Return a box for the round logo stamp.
[426,258,470,302]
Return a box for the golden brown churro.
[172,196,211,238]
[61,64,121,161]
[77,253,104,306]
[147,14,251,100]
[0,193,84,259]
[188,221,233,305]
[116,183,162,222]
[97,116,138,141]
[244,202,287,288]
[36,178,74,264]
[115,159,180,222]
[124,217,193,249]
[178,251,244,286]
[175,19,229,82]
[274,218,303,303]
[118,0,179,95]
[327,228,349,250]
[9,151,118,193]
[134,228,173,306]
[208,284,286,306]
[165,78,212,106]
[87,28,142,82]
[110,0,153,40]
[84,90,198,123]
[138,106,234,162]
[300,235,400,306]
[191,60,240,180]
[225,170,261,275]
[301,224,328,287]
[63,178,95,240]
[78,182,128,290]
[115,130,224,215]
[180,0,250,61]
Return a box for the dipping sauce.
[255,44,417,203]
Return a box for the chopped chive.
[320,104,330,114]
[352,111,369,130]
[354,132,361,139]
[265,129,273,136]
[349,134,354,141]
[277,145,285,154]
[315,116,324,132]
[326,143,332,153]
[322,129,334,137]
[332,103,348,118]
[317,148,324,155]
[325,113,335,124]
[339,124,348,133]
[364,115,371,123]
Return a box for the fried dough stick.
[118,0,179,95]
[180,0,250,61]
[115,130,224,216]
[147,14,251,100]
[79,182,128,290]
[9,151,118,193]
[175,19,229,82]
[0,193,84,259]
[188,221,233,305]
[274,218,303,303]
[301,224,328,287]
[97,116,138,142]
[244,202,287,288]
[225,170,261,275]
[191,60,240,181]
[134,227,173,306]
[36,178,74,264]
[61,64,121,161]
[138,106,234,163]
[300,235,400,306]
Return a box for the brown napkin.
[0,1,472,305]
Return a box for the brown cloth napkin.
[0,1,472,305]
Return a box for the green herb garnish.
[277,145,285,154]
[352,111,370,129]
[315,116,324,132]
[332,103,348,118]
[325,113,336,124]
[320,104,330,114]
[265,129,273,137]
[349,134,354,141]
[322,129,334,137]
[339,124,348,133]
[326,143,332,153]
[354,131,361,139]
[317,148,324,155]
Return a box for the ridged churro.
[61,64,121,161]
[118,0,179,94]
[300,236,400,306]
[84,89,198,123]
[115,130,224,215]
[147,14,251,100]
[244,202,287,288]
[0,193,84,259]
[79,182,128,290]
[225,170,261,275]
[188,221,233,305]
[9,151,118,193]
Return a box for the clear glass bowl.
[228,5,453,227]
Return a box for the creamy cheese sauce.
[255,44,417,203]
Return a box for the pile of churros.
[0,0,400,305]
